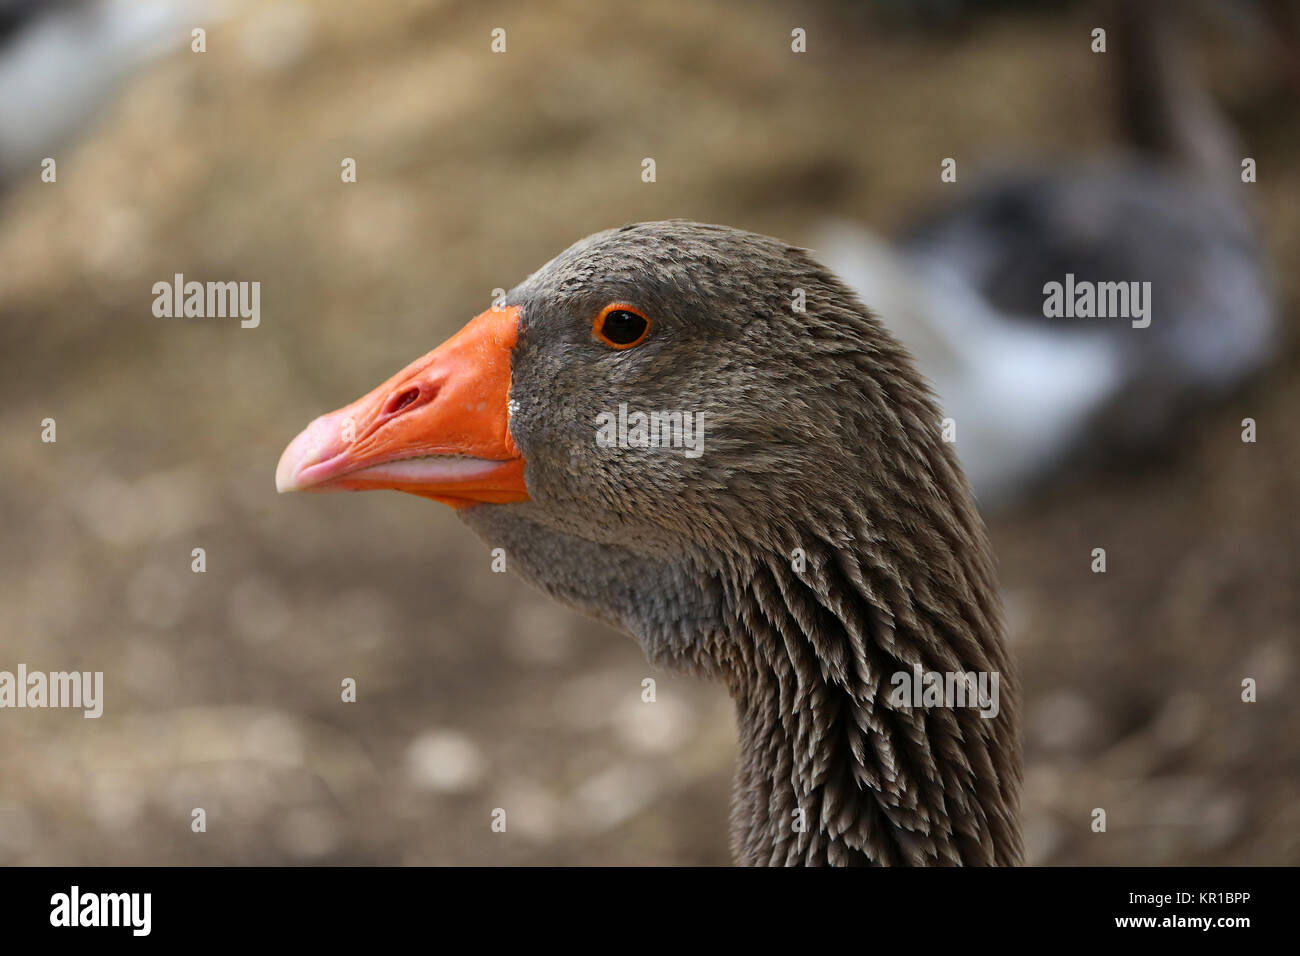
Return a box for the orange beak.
[275,306,528,509]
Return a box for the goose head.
[277,220,1022,865]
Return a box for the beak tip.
[276,419,328,494]
[275,447,301,493]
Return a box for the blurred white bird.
[813,0,1276,507]
[0,0,205,185]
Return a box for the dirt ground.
[0,0,1296,865]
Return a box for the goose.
[276,220,1022,866]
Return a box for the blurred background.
[0,0,1297,865]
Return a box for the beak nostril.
[383,386,422,418]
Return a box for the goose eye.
[593,304,650,349]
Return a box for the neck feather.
[713,496,1022,865]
